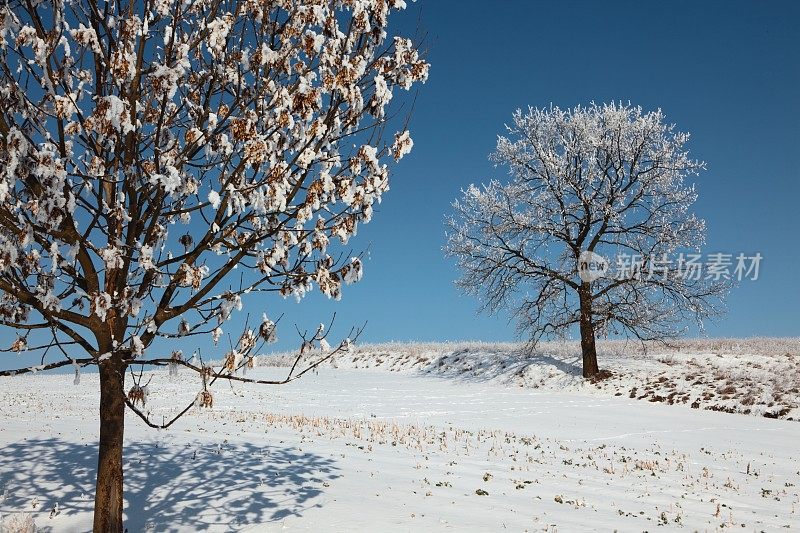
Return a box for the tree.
[445,103,726,378]
[0,0,428,530]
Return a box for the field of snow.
[258,339,800,421]
[0,358,798,531]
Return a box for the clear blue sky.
[260,0,799,351]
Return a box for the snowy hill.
[258,338,800,420]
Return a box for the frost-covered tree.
[0,0,427,529]
[445,103,726,378]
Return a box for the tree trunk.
[578,283,600,378]
[94,358,126,532]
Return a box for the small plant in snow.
[0,512,37,533]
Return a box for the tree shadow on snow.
[413,347,584,385]
[0,436,338,531]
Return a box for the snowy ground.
[259,339,800,421]
[0,364,798,532]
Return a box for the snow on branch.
[124,315,365,429]
[445,102,727,347]
[0,0,426,389]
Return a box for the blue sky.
[260,0,799,351]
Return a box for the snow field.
[0,365,798,531]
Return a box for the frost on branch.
[259,314,277,344]
[195,390,214,409]
[168,351,182,377]
[0,0,428,414]
[127,384,149,407]
[445,103,727,374]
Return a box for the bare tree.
[445,103,726,378]
[0,0,428,530]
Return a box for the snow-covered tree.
[0,0,428,530]
[445,103,726,378]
